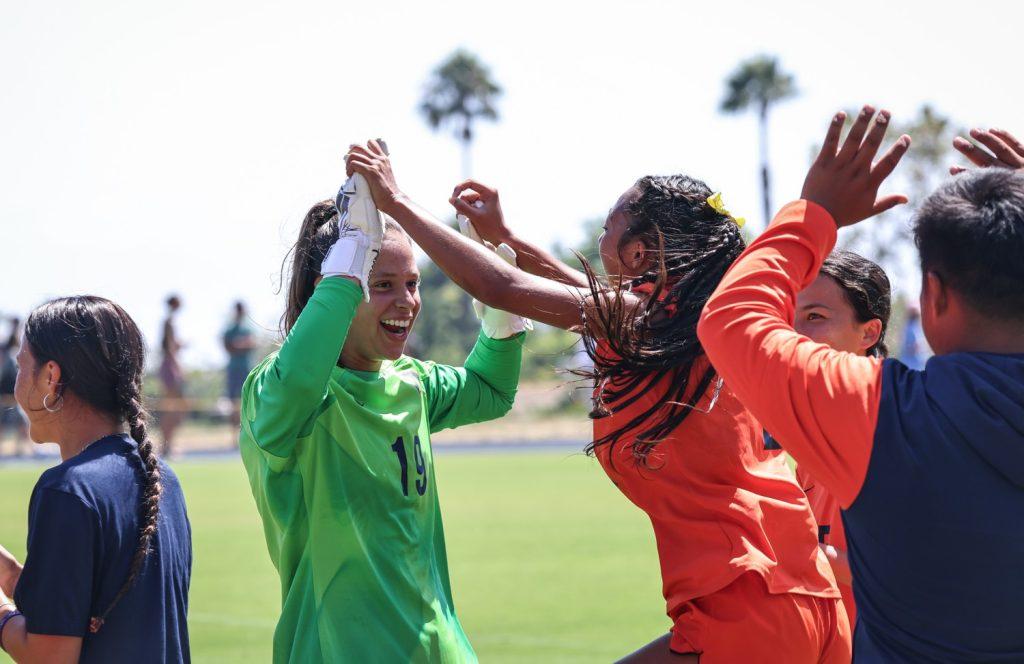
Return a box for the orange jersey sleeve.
[697,201,883,507]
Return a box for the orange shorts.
[670,572,851,663]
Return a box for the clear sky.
[2,0,1018,367]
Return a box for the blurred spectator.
[222,301,257,431]
[0,317,30,456]
[159,295,186,457]
[899,305,928,370]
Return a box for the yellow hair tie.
[706,192,745,228]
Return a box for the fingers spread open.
[837,105,876,163]
[869,134,911,186]
[816,111,846,162]
[853,110,892,170]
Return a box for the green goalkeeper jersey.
[239,278,524,663]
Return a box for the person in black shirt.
[0,296,192,663]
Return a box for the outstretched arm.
[449,180,591,288]
[345,141,639,332]
[698,106,911,507]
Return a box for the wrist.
[0,608,20,654]
[492,227,515,246]
[378,191,410,218]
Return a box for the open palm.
[801,106,911,228]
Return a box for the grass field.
[0,450,666,662]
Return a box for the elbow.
[495,388,516,418]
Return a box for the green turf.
[0,451,666,662]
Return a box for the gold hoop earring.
[42,393,64,413]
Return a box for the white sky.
[2,0,1019,367]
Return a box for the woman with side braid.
[0,297,192,663]
[347,142,848,663]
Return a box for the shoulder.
[37,438,129,491]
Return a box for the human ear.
[860,319,883,352]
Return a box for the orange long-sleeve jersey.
[698,200,1024,662]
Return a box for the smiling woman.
[238,173,528,663]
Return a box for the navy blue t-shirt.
[14,435,192,663]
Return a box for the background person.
[158,294,186,457]
[222,300,257,431]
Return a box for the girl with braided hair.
[0,296,191,663]
[347,142,849,663]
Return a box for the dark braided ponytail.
[24,296,162,632]
[579,175,746,465]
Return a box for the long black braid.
[24,296,162,633]
[579,175,746,466]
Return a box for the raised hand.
[344,140,404,215]
[951,128,1024,175]
[456,205,533,339]
[323,155,386,301]
[449,180,511,245]
[801,105,911,228]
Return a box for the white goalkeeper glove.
[457,209,533,340]
[321,172,384,301]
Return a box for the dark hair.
[581,175,746,464]
[280,200,407,335]
[818,250,892,357]
[24,296,160,633]
[914,168,1024,320]
[165,295,181,310]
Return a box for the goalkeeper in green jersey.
[239,168,529,663]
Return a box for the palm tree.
[420,49,502,178]
[720,56,797,227]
